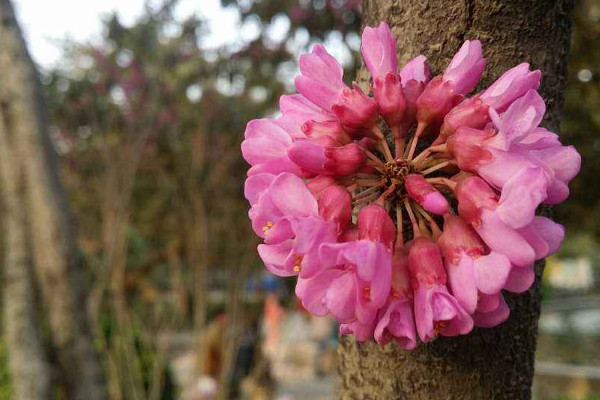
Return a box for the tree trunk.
[338,1,574,399]
[0,86,52,400]
[0,1,108,399]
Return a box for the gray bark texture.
[0,0,108,399]
[338,1,574,399]
[0,91,52,399]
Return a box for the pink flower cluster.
[241,22,580,347]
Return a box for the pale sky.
[12,0,240,69]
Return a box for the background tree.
[42,1,364,397]
[0,0,107,399]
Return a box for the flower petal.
[474,251,512,294]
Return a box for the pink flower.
[340,316,377,342]
[437,62,547,143]
[438,97,490,143]
[331,84,380,135]
[398,55,431,136]
[373,72,406,130]
[408,237,473,342]
[287,141,366,176]
[361,22,398,77]
[249,173,342,278]
[241,119,302,176]
[295,45,379,136]
[486,89,547,151]
[450,90,580,205]
[437,215,511,314]
[300,239,392,323]
[443,40,486,95]
[415,40,485,135]
[318,186,352,233]
[244,173,276,207]
[361,23,406,128]
[374,297,416,348]
[374,246,417,349]
[400,55,431,85]
[455,175,537,267]
[472,292,510,328]
[446,126,495,171]
[296,205,393,324]
[356,204,397,250]
[243,24,579,347]
[278,94,333,137]
[301,119,351,146]
[306,175,337,198]
[415,77,462,133]
[508,127,581,204]
[503,216,565,293]
[295,44,345,111]
[480,63,541,113]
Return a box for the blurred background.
[2,0,599,399]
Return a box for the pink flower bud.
[443,40,486,95]
[306,175,336,199]
[416,76,462,131]
[373,72,406,128]
[455,176,498,226]
[399,79,425,133]
[405,174,449,215]
[446,126,494,171]
[317,186,351,233]
[400,55,431,85]
[407,237,447,286]
[361,22,398,77]
[331,84,379,136]
[437,214,485,261]
[287,141,366,176]
[438,97,490,143]
[302,119,351,146]
[324,143,367,175]
[391,245,411,298]
[295,44,345,110]
[358,204,396,250]
[399,56,430,131]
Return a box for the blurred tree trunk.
[338,1,574,399]
[0,0,107,399]
[0,79,52,400]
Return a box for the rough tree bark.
[0,1,108,399]
[338,1,574,399]
[0,78,52,399]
